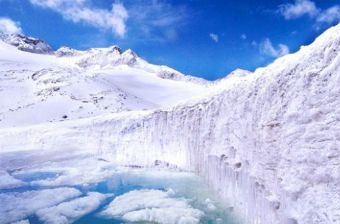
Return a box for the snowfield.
[0,36,209,128]
[1,22,340,224]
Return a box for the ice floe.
[101,189,204,224]
[36,192,111,224]
[0,187,81,224]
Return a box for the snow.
[0,22,340,224]
[0,37,210,128]
[25,156,119,187]
[0,188,81,224]
[0,40,56,69]
[36,192,110,224]
[5,152,193,188]
[101,189,203,224]
[0,33,53,54]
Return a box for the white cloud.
[209,33,219,43]
[279,0,319,19]
[29,0,187,41]
[316,5,340,24]
[126,0,188,42]
[278,0,340,27]
[241,34,247,40]
[29,0,128,37]
[259,38,289,58]
[0,17,22,34]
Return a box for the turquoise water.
[1,167,239,224]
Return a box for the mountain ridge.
[0,34,214,127]
[0,32,252,128]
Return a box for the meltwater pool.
[0,154,240,224]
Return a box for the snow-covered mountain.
[0,34,211,127]
[0,33,53,54]
[1,22,340,224]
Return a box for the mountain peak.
[0,33,53,54]
[55,46,81,57]
[108,45,122,54]
[123,49,137,57]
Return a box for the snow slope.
[1,23,340,224]
[0,35,210,127]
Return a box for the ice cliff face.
[1,24,340,224]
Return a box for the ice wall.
[1,24,340,224]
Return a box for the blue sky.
[0,0,340,80]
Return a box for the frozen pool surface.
[0,154,240,224]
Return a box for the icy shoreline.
[0,152,237,224]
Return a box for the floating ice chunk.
[204,198,217,211]
[29,158,117,187]
[0,170,26,190]
[122,208,201,224]
[101,189,203,224]
[36,192,111,224]
[0,187,81,224]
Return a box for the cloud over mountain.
[0,17,22,34]
[30,0,128,37]
[279,0,340,27]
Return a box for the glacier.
[1,23,340,224]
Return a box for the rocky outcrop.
[0,33,53,54]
